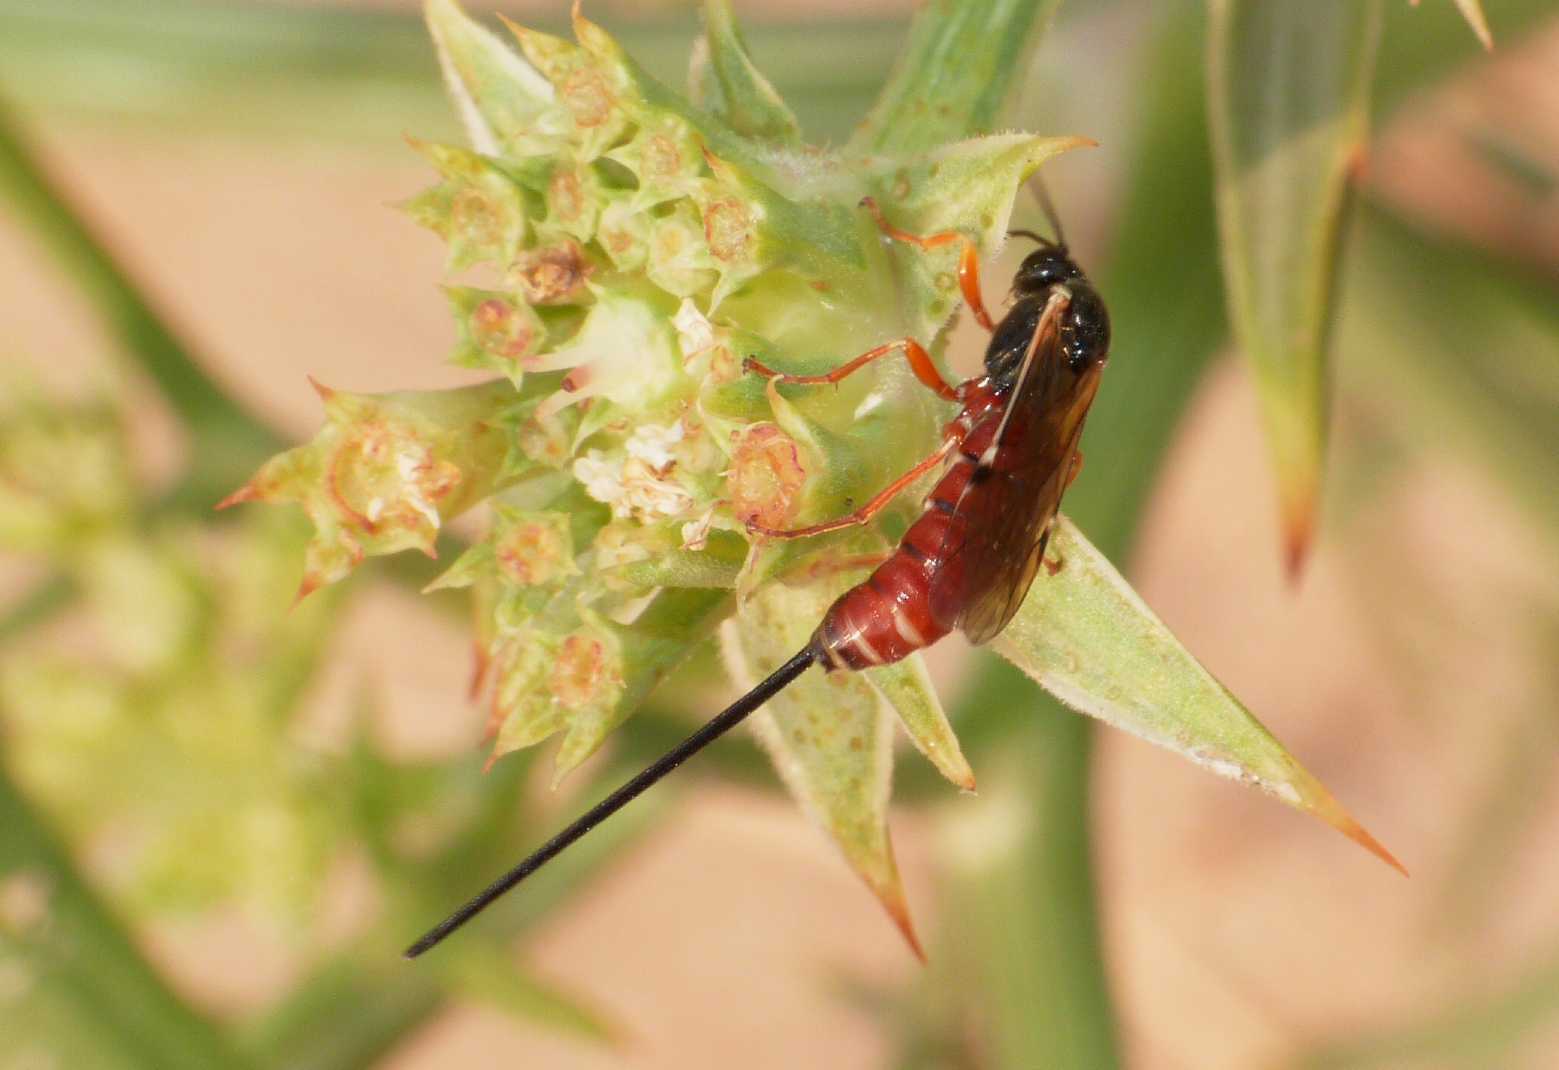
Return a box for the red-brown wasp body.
[750,197,1110,672]
[407,195,1111,959]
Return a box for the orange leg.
[745,338,957,402]
[1042,521,1065,576]
[1042,455,1084,574]
[748,435,960,540]
[861,196,994,332]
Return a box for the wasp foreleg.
[744,337,957,402]
[860,196,994,332]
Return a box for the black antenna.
[1007,228,1054,247]
[405,644,819,959]
[1025,174,1068,248]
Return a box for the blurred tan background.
[3,2,1558,1067]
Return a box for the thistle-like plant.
[226,0,1398,947]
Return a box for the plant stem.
[940,704,1116,1070]
[849,0,1062,155]
[0,100,280,507]
[0,766,253,1069]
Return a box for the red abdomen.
[813,387,1003,671]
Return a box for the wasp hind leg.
[860,196,994,332]
[746,435,960,540]
[1041,519,1066,576]
[1041,452,1084,575]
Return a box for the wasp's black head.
[1012,242,1083,295]
[1010,234,1110,373]
[983,231,1109,388]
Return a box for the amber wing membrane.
[950,294,1097,645]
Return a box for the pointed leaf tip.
[213,483,256,511]
[1283,510,1315,582]
[865,656,976,792]
[993,517,1403,872]
[1280,467,1319,580]
[1294,769,1408,876]
[693,0,802,144]
[1348,816,1409,877]
[1210,0,1382,573]
[724,578,921,956]
[292,574,321,607]
[425,0,556,155]
[873,874,927,962]
[1451,0,1494,50]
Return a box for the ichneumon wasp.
[405,190,1110,959]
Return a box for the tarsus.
[404,643,819,958]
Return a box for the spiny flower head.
[226,0,1079,776]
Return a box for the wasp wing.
[950,292,1098,645]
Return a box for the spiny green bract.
[226,0,1079,784]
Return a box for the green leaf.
[849,0,1062,154]
[992,516,1402,871]
[424,0,557,155]
[723,574,921,957]
[1208,0,1383,575]
[691,0,802,145]
[934,714,1116,1070]
[1064,1,1224,563]
[1341,208,1559,545]
[865,654,974,794]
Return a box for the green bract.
[227,0,1398,942]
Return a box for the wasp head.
[1011,242,1082,295]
